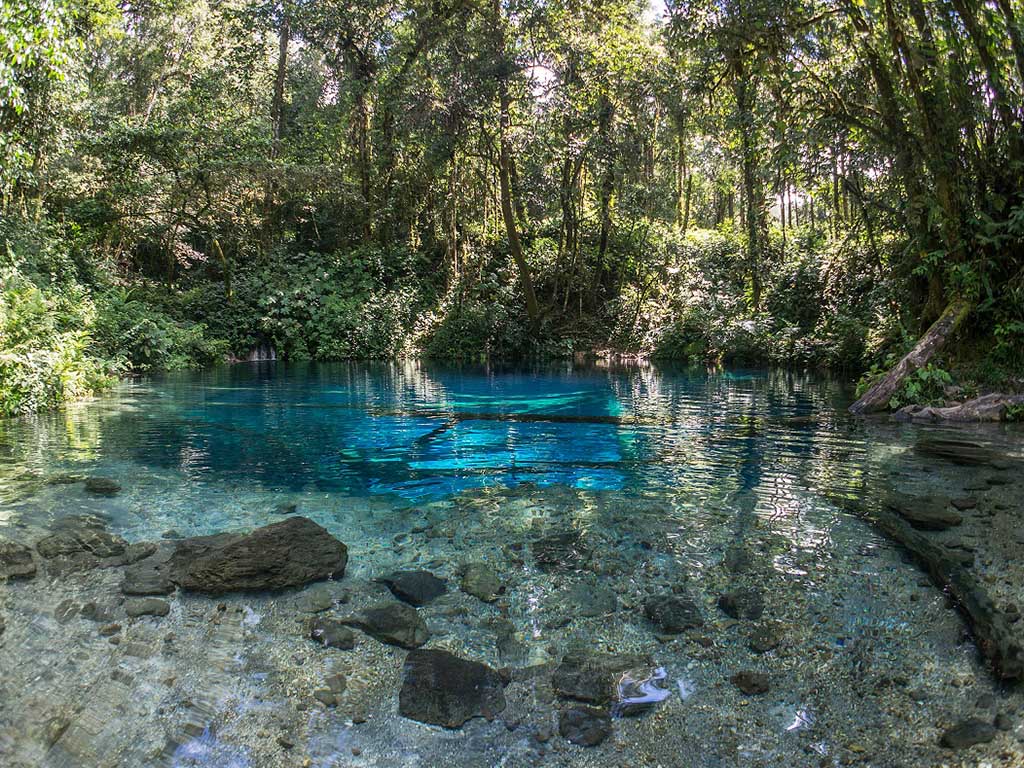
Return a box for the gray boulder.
[398,649,507,727]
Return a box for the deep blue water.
[28,361,862,502]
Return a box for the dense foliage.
[1,0,1022,413]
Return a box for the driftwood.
[828,492,1023,681]
[894,393,1024,423]
[850,299,971,414]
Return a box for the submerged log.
[850,299,971,414]
[828,492,1023,681]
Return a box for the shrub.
[0,268,112,416]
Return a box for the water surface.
[0,361,1021,767]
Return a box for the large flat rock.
[121,517,347,595]
[398,649,507,727]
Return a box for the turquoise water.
[1,360,861,505]
[1,361,1022,768]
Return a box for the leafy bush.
[885,364,954,410]
[0,268,112,416]
[93,288,228,371]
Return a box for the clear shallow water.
[1,361,1023,768]
[1,361,867,522]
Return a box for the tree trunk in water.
[849,299,971,414]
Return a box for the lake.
[0,361,1021,767]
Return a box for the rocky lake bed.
[1,448,1023,768]
[1,366,1024,768]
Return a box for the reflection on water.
[0,360,871,512]
[1,360,1022,768]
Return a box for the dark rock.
[0,614,4,635]
[37,518,127,562]
[951,497,978,511]
[748,622,785,653]
[375,570,446,606]
[643,593,704,633]
[170,517,347,594]
[308,616,355,650]
[0,539,36,579]
[398,649,507,727]
[995,713,1014,731]
[559,707,611,747]
[84,477,121,496]
[885,493,962,531]
[533,532,590,574]
[731,671,770,695]
[276,734,295,749]
[718,588,764,620]
[460,562,504,602]
[124,542,158,564]
[939,718,996,749]
[490,619,528,666]
[563,582,617,618]
[915,439,1002,467]
[552,651,647,705]
[126,598,170,618]
[121,545,175,595]
[341,602,429,648]
[275,501,298,515]
[723,546,753,574]
[98,623,121,637]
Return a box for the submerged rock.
[0,539,36,579]
[460,562,504,602]
[170,517,347,594]
[121,547,175,596]
[731,670,770,695]
[748,622,785,653]
[559,707,611,747]
[375,570,446,606]
[885,493,962,531]
[643,593,704,633]
[308,616,355,650]
[915,438,1004,467]
[36,516,128,564]
[398,649,507,727]
[490,619,529,666]
[341,602,429,648]
[125,598,170,618]
[552,651,647,705]
[563,582,617,618]
[939,718,996,749]
[533,531,590,573]
[718,588,764,620]
[723,545,753,574]
[313,672,347,707]
[84,477,121,496]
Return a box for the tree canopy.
[1,0,1022,413]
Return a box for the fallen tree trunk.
[850,299,971,414]
[828,491,1023,681]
